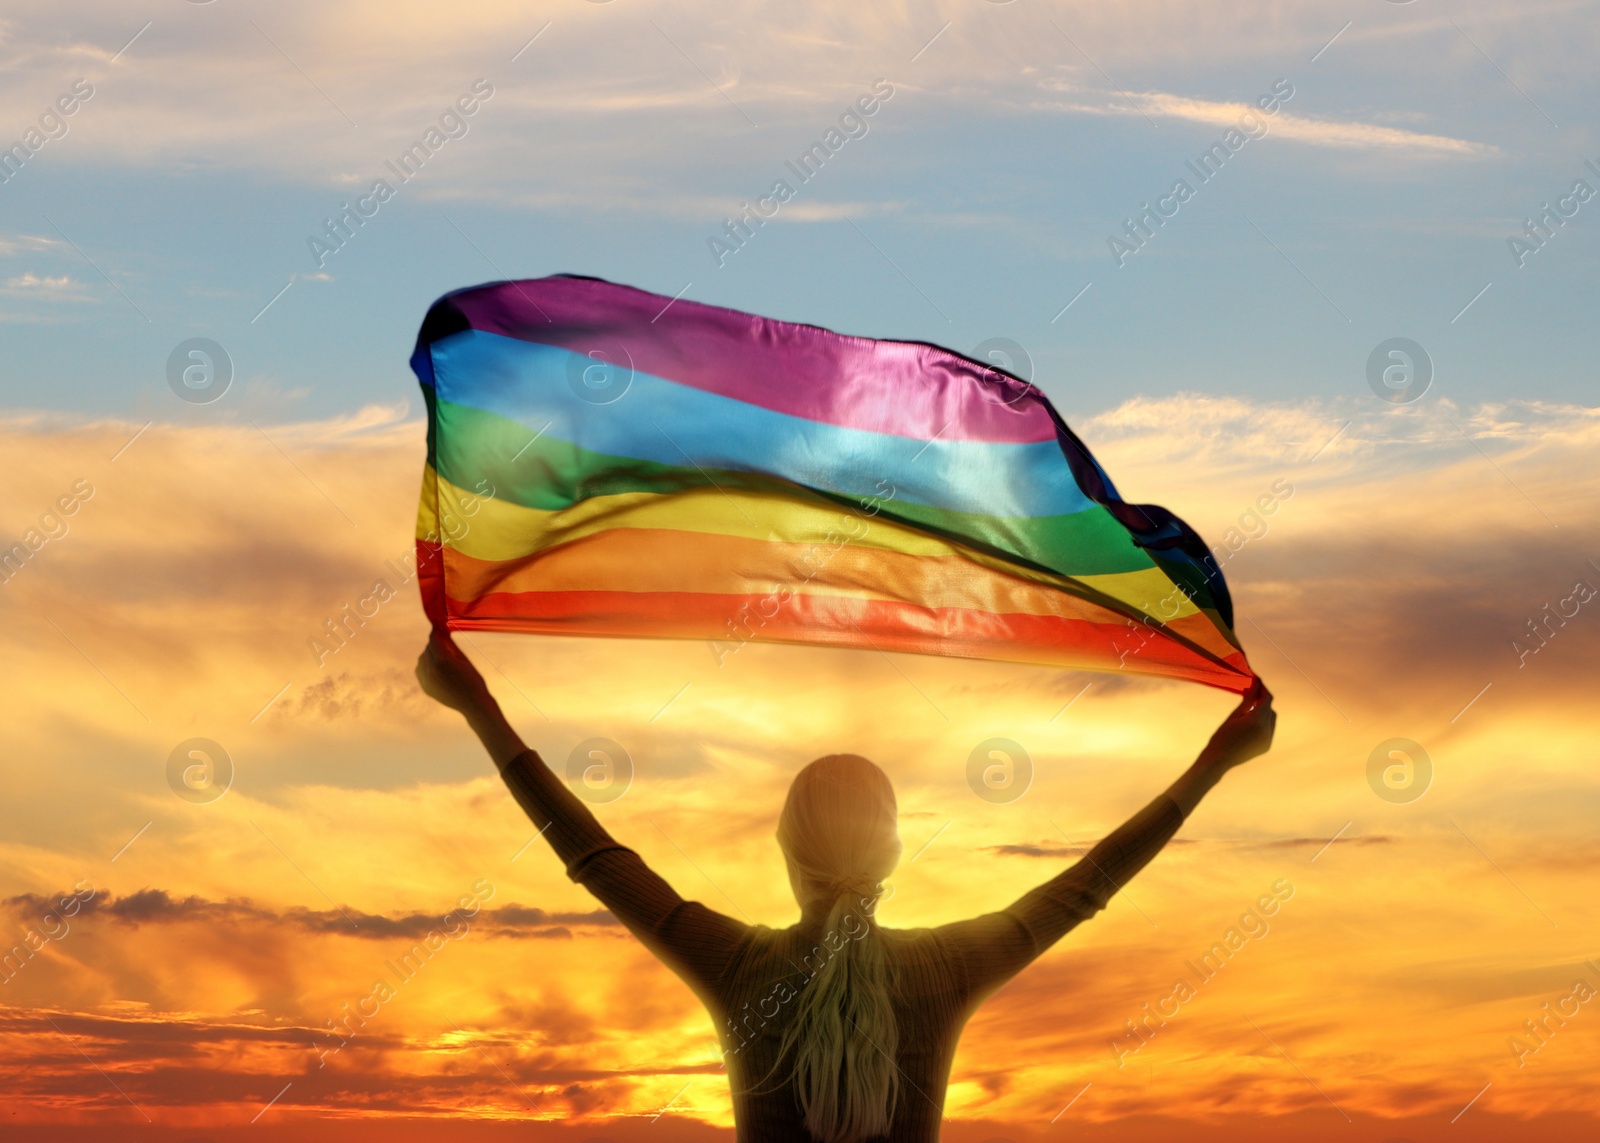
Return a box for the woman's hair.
[772,754,902,1143]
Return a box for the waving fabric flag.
[410,275,1255,693]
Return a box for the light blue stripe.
[429,329,1095,519]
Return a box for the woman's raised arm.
[415,633,747,994]
[935,681,1276,1003]
[1164,679,1277,816]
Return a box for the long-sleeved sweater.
[499,749,1185,1142]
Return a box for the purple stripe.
[415,275,1058,444]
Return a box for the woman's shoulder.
[877,923,957,964]
[877,923,936,942]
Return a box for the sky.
[2,0,1598,1140]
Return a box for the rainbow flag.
[410,275,1254,692]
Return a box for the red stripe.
[439,586,1253,692]
[417,539,449,629]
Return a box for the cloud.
[1040,86,1496,155]
[1,888,620,939]
[778,200,905,222]
[984,835,1390,858]
[0,272,93,301]
[1146,93,1491,155]
[987,841,1088,858]
[5,273,73,289]
[0,233,59,256]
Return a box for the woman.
[417,633,1275,1142]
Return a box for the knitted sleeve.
[499,749,747,994]
[933,794,1185,1002]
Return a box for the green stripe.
[433,398,1157,577]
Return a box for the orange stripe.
[438,528,1247,665]
[444,528,1114,621]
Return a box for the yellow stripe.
[417,464,443,545]
[418,465,1201,622]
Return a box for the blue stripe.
[428,330,1096,519]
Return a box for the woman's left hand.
[415,631,494,716]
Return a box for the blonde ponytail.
[770,755,902,1143]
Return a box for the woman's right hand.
[1200,679,1276,771]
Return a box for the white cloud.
[0,271,92,300]
[0,234,62,257]
[6,272,73,289]
[1135,93,1495,156]
[1079,391,1600,470]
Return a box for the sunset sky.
[3,1,1598,1141]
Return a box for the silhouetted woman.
[417,633,1275,1142]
